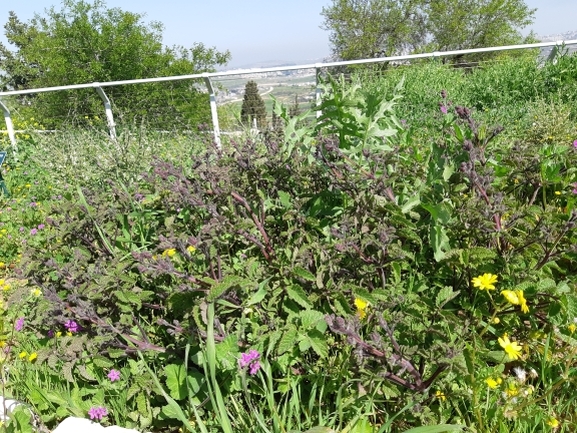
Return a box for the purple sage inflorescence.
[64,320,79,333]
[239,349,261,375]
[88,406,108,420]
[15,317,25,331]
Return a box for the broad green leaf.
[293,266,316,282]
[307,330,329,358]
[431,224,450,262]
[286,284,313,308]
[208,275,245,301]
[164,364,187,400]
[277,327,298,355]
[299,309,325,329]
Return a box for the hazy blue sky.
[1,0,575,68]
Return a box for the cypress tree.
[240,80,267,129]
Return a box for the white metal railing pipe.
[0,39,575,152]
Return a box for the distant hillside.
[539,30,577,42]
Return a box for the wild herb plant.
[0,54,576,432]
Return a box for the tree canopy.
[321,0,536,62]
[240,80,267,129]
[0,0,231,128]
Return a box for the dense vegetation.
[1,51,577,433]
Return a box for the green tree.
[0,0,231,129]
[321,0,536,61]
[240,80,267,129]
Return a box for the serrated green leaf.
[308,330,328,358]
[92,355,114,369]
[164,364,188,400]
[114,290,142,308]
[208,275,246,301]
[277,327,298,355]
[293,266,316,283]
[436,287,459,308]
[286,284,312,308]
[299,309,325,329]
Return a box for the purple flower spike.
[440,105,448,114]
[15,317,25,331]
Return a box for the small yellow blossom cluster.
[0,279,10,291]
[354,298,369,319]
[501,290,529,314]
[18,351,38,363]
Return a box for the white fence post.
[0,99,18,160]
[203,74,221,149]
[315,65,323,119]
[93,84,117,142]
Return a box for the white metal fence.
[1,39,576,154]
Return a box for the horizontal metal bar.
[0,40,575,97]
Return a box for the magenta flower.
[572,183,577,195]
[239,349,261,375]
[37,224,45,230]
[88,406,108,420]
[239,349,260,368]
[30,228,38,236]
[440,105,448,114]
[573,139,577,148]
[249,361,261,375]
[15,317,25,331]
[107,369,121,382]
[64,320,79,333]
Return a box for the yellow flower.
[505,382,518,397]
[354,298,369,319]
[186,245,196,254]
[56,331,62,338]
[435,390,446,401]
[0,262,5,269]
[547,417,559,428]
[498,334,523,360]
[517,290,529,314]
[501,290,519,305]
[568,323,577,334]
[485,377,502,389]
[501,289,529,313]
[162,248,177,258]
[18,351,28,359]
[30,288,42,297]
[472,273,498,290]
[492,317,500,324]
[28,352,37,362]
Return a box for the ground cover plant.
[0,51,577,433]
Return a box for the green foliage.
[240,80,267,129]
[1,54,577,433]
[0,0,231,129]
[321,0,536,62]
